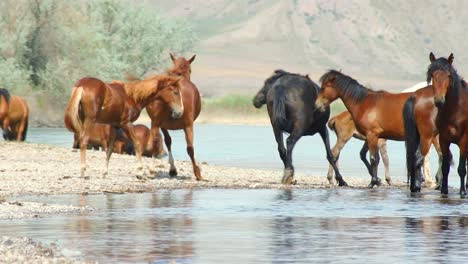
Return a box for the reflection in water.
[2,189,468,263]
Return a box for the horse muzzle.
[171,109,183,119]
[253,94,265,108]
[434,97,445,108]
[315,99,327,112]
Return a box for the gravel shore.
[0,141,407,198]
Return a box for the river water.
[2,124,467,263]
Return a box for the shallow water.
[5,189,468,263]
[25,124,460,185]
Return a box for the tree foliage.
[0,0,197,107]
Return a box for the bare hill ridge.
[150,0,468,95]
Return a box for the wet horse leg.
[281,128,302,185]
[161,128,177,177]
[272,125,287,167]
[440,139,452,195]
[359,142,372,176]
[327,132,350,185]
[378,139,391,185]
[419,137,435,187]
[103,127,116,178]
[320,127,348,186]
[183,125,202,181]
[122,122,144,178]
[151,124,163,165]
[367,134,382,188]
[432,136,443,187]
[458,139,468,195]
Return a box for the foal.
[64,75,183,178]
[0,88,29,141]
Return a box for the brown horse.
[146,53,202,181]
[71,123,166,157]
[64,75,183,179]
[315,70,440,188]
[415,53,468,195]
[0,88,29,141]
[327,111,390,184]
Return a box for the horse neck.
[334,88,367,120]
[124,78,160,108]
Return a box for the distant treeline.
[0,0,197,108]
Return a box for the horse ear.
[448,53,454,65]
[188,55,196,64]
[170,53,176,62]
[429,52,436,63]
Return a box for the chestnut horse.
[409,53,468,195]
[0,88,29,141]
[64,75,183,178]
[146,54,202,181]
[118,124,167,158]
[316,70,440,188]
[328,84,442,186]
[253,70,348,186]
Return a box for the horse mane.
[124,75,179,104]
[0,88,11,102]
[427,57,461,98]
[319,70,369,102]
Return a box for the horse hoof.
[169,169,178,177]
[434,185,441,190]
[338,180,348,187]
[386,179,392,186]
[460,190,467,196]
[410,186,421,193]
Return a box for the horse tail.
[403,96,420,184]
[272,86,288,127]
[64,86,83,133]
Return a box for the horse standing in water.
[315,70,440,188]
[146,54,202,181]
[409,53,468,195]
[64,75,183,179]
[328,83,441,186]
[0,88,29,141]
[253,70,348,186]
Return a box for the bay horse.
[415,52,468,195]
[64,74,183,179]
[0,88,29,141]
[253,69,348,186]
[146,53,202,181]
[315,70,440,188]
[328,84,441,186]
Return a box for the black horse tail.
[272,86,288,128]
[403,96,420,187]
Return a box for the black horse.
[253,70,348,186]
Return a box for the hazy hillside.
[149,0,468,95]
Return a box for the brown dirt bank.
[0,141,409,198]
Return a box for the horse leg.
[151,124,163,166]
[327,132,350,185]
[103,127,116,178]
[161,128,177,177]
[16,118,27,141]
[79,119,93,179]
[359,142,373,176]
[419,138,434,187]
[458,140,468,196]
[122,122,144,178]
[432,136,443,188]
[319,127,347,186]
[440,141,452,195]
[183,125,202,181]
[378,139,391,185]
[367,134,382,188]
[272,125,287,167]
[282,131,302,185]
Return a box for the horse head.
[253,70,288,108]
[316,70,341,112]
[156,75,185,119]
[167,53,196,81]
[427,52,458,107]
